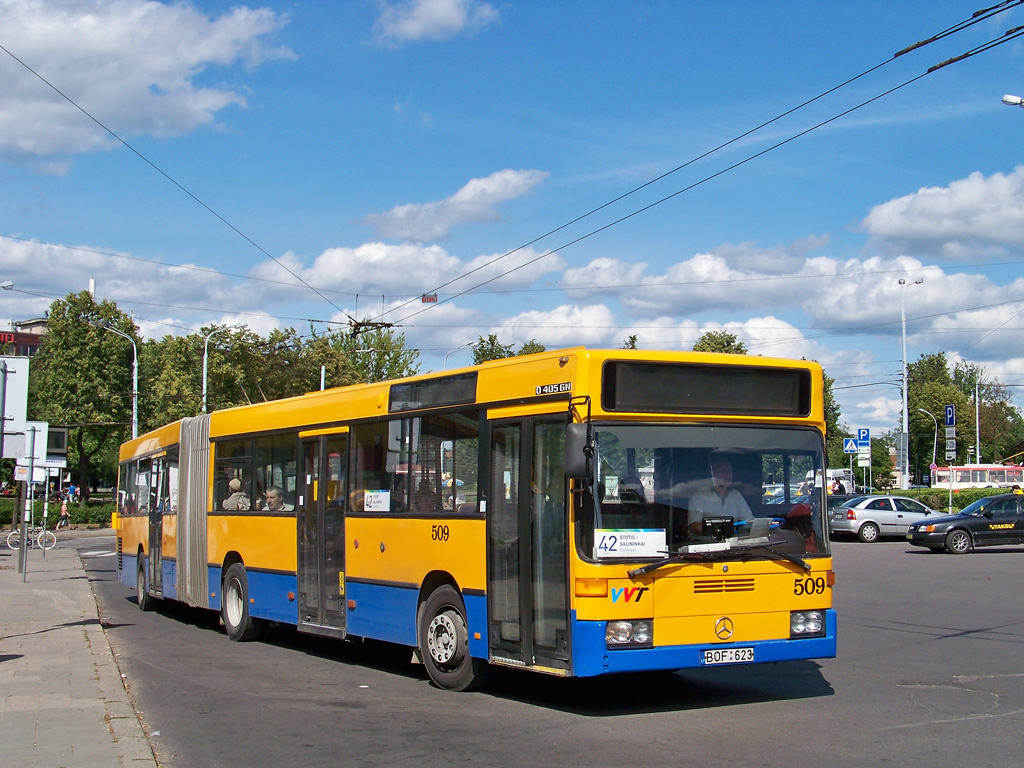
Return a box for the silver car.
[829,495,940,542]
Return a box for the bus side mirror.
[565,423,590,480]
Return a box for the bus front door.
[487,419,570,672]
[297,435,348,635]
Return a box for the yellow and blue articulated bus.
[116,347,835,690]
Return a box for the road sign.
[930,463,938,471]
[858,428,870,442]
[858,455,871,467]
[945,405,956,427]
[945,450,956,462]
[945,426,956,439]
[843,438,859,453]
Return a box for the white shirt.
[688,486,753,529]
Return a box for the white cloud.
[0,0,294,159]
[862,166,1024,259]
[373,0,499,44]
[561,237,833,316]
[498,304,619,348]
[363,169,549,242]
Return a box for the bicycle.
[5,525,57,551]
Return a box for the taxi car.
[906,493,1024,554]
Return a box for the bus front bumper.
[570,609,836,677]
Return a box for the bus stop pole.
[17,426,37,579]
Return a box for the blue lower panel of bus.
[207,565,298,624]
[571,609,837,677]
[345,582,488,657]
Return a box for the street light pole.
[918,408,938,481]
[899,277,923,490]
[203,325,242,414]
[444,341,473,370]
[97,322,138,440]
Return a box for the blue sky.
[3,0,1024,437]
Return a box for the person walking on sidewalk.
[56,497,71,529]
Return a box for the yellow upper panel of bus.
[120,347,824,457]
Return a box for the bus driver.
[687,456,753,534]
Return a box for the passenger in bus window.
[264,485,294,512]
[413,478,436,514]
[222,478,250,510]
[687,456,753,534]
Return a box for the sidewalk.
[0,533,158,768]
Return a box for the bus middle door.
[297,434,348,635]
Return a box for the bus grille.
[693,577,756,594]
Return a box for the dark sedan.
[906,493,1024,554]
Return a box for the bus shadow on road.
[480,661,834,715]
[123,597,834,713]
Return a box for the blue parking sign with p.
[858,428,870,442]
[945,405,955,427]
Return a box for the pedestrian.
[57,498,70,529]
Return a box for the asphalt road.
[71,535,1024,768]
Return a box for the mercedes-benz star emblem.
[715,617,734,640]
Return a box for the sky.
[2,0,1024,437]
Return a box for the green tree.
[336,327,420,384]
[871,434,896,490]
[823,371,850,470]
[472,334,515,364]
[516,339,546,356]
[692,331,747,354]
[907,353,981,480]
[622,334,638,349]
[28,291,137,505]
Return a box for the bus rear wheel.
[418,585,488,691]
[222,563,262,641]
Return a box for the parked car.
[906,493,1024,554]
[826,493,862,511]
[829,495,940,542]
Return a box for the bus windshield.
[579,423,828,561]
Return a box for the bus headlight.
[790,610,825,638]
[606,620,654,648]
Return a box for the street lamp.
[202,325,244,414]
[899,277,923,490]
[444,341,473,370]
[96,321,138,440]
[1002,94,1023,108]
[918,408,938,479]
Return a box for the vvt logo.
[611,586,649,603]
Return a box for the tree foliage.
[906,352,1024,483]
[692,331,747,354]
[471,334,546,364]
[24,294,423,493]
[28,291,137,503]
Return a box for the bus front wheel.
[222,563,262,641]
[418,585,488,691]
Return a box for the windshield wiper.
[626,538,811,577]
[627,551,725,577]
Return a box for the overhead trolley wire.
[2,2,1022,333]
[387,2,1024,327]
[0,42,349,318]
